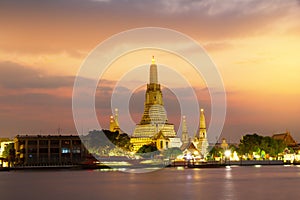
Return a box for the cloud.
[1,66,299,142]
[1,0,300,140]
[0,93,70,108]
[203,42,234,52]
[88,0,300,41]
[1,0,299,56]
[0,92,75,136]
[0,62,74,89]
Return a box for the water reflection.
[1,166,300,200]
[223,168,235,200]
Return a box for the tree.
[238,133,287,159]
[228,144,238,152]
[82,130,132,156]
[2,143,14,159]
[269,139,286,158]
[162,147,182,159]
[209,146,223,159]
[2,143,15,167]
[136,143,159,158]
[238,133,263,156]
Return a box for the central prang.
[130,57,181,152]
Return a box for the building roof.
[153,131,167,140]
[272,131,297,146]
[14,135,81,140]
[180,141,198,152]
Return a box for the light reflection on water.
[1,166,300,200]
[223,167,235,200]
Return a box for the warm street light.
[224,150,231,165]
[225,150,231,158]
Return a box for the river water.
[0,165,299,200]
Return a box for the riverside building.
[14,135,88,165]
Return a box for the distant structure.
[14,135,88,165]
[181,108,208,159]
[220,138,229,150]
[130,57,181,151]
[181,116,189,144]
[109,108,121,132]
[272,131,299,151]
[194,108,209,158]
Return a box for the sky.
[1,0,300,142]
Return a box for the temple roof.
[180,141,198,151]
[272,131,297,146]
[153,131,167,140]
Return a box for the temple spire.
[114,108,119,127]
[199,108,206,138]
[193,108,208,158]
[200,109,206,130]
[150,56,158,84]
[181,116,189,144]
[109,108,120,132]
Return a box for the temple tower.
[199,109,207,139]
[181,116,189,144]
[194,108,209,158]
[131,57,180,151]
[139,56,167,125]
[109,108,120,132]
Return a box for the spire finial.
[150,56,158,83]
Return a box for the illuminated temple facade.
[130,57,182,152]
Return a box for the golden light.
[151,56,155,64]
[224,150,231,158]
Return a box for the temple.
[181,108,209,159]
[181,116,189,144]
[193,108,209,157]
[130,57,181,152]
[109,108,120,132]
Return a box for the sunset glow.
[1,0,300,142]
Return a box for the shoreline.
[172,160,293,168]
[1,160,298,171]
